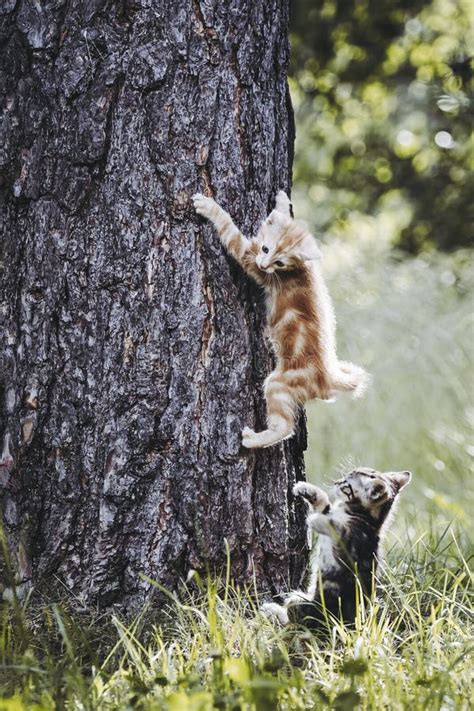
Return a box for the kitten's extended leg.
[193,193,262,282]
[242,371,296,448]
[285,482,331,601]
[261,483,332,624]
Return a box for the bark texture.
[0,0,307,610]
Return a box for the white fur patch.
[277,308,300,326]
[261,602,289,625]
[293,329,306,355]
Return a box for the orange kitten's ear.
[298,234,322,261]
[275,190,291,215]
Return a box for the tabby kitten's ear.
[388,471,412,491]
[297,233,322,261]
[369,481,389,502]
[275,190,292,216]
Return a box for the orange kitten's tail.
[330,361,370,399]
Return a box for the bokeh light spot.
[434,131,455,149]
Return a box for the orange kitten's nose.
[256,255,272,271]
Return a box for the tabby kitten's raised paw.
[193,190,369,449]
[293,481,330,511]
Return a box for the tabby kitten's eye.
[262,245,269,254]
[275,260,284,267]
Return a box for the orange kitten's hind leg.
[242,373,296,449]
[242,424,294,449]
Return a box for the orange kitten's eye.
[262,245,269,254]
[275,260,284,268]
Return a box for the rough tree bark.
[0,0,307,610]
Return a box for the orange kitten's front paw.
[192,193,216,219]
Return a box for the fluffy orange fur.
[193,190,369,448]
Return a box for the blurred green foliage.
[289,0,473,252]
[304,244,473,535]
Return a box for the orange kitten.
[193,190,369,449]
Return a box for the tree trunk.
[0,0,307,610]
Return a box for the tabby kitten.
[262,467,412,627]
[192,190,369,449]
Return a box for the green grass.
[1,251,473,710]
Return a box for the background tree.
[0,0,307,610]
[290,0,473,252]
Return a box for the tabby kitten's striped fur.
[193,190,369,449]
[262,467,412,627]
